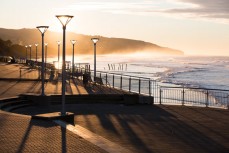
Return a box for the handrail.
[94,70,152,80]
[160,86,229,92]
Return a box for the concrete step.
[5,103,32,112]
[0,100,28,109]
[0,98,33,112]
[49,95,125,104]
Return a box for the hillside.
[0,28,183,57]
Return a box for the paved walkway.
[0,63,124,98]
[14,104,229,153]
[1,63,229,152]
[0,111,107,153]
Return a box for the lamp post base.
[33,112,75,125]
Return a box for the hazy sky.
[0,0,229,56]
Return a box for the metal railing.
[157,86,229,109]
[89,70,229,109]
[18,59,58,80]
[91,71,153,96]
[14,59,229,109]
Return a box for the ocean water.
[48,54,229,91]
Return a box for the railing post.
[206,90,209,107]
[129,77,131,92]
[120,76,122,90]
[139,79,141,94]
[159,88,162,104]
[182,86,185,106]
[100,72,101,79]
[227,94,229,109]
[112,74,114,88]
[149,79,151,97]
[106,73,107,86]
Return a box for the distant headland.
[0,28,184,57]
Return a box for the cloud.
[165,0,229,20]
[66,0,229,24]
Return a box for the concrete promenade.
[0,63,229,153]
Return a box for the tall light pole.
[29,45,32,61]
[45,43,48,79]
[45,43,48,72]
[29,45,32,66]
[70,40,76,78]
[36,26,49,96]
[91,38,99,81]
[56,15,74,116]
[25,45,28,63]
[35,43,38,63]
[57,41,61,70]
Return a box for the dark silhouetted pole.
[56,15,74,116]
[35,43,38,62]
[57,41,61,70]
[91,38,99,81]
[29,45,32,61]
[36,26,49,96]
[70,40,76,78]
[25,45,28,63]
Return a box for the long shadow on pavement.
[73,104,229,153]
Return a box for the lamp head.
[57,41,61,45]
[36,26,49,34]
[70,40,76,45]
[35,43,38,47]
[29,45,32,47]
[56,15,74,26]
[25,45,28,48]
[45,43,48,46]
[91,38,99,44]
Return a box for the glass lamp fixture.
[56,15,74,27]
[91,38,99,44]
[36,26,49,34]
[57,41,61,45]
[71,40,76,45]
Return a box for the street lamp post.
[36,26,49,96]
[29,45,32,66]
[91,38,99,81]
[56,15,74,116]
[25,45,28,63]
[29,45,32,61]
[57,41,61,70]
[35,43,38,63]
[70,40,76,79]
[45,43,48,74]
